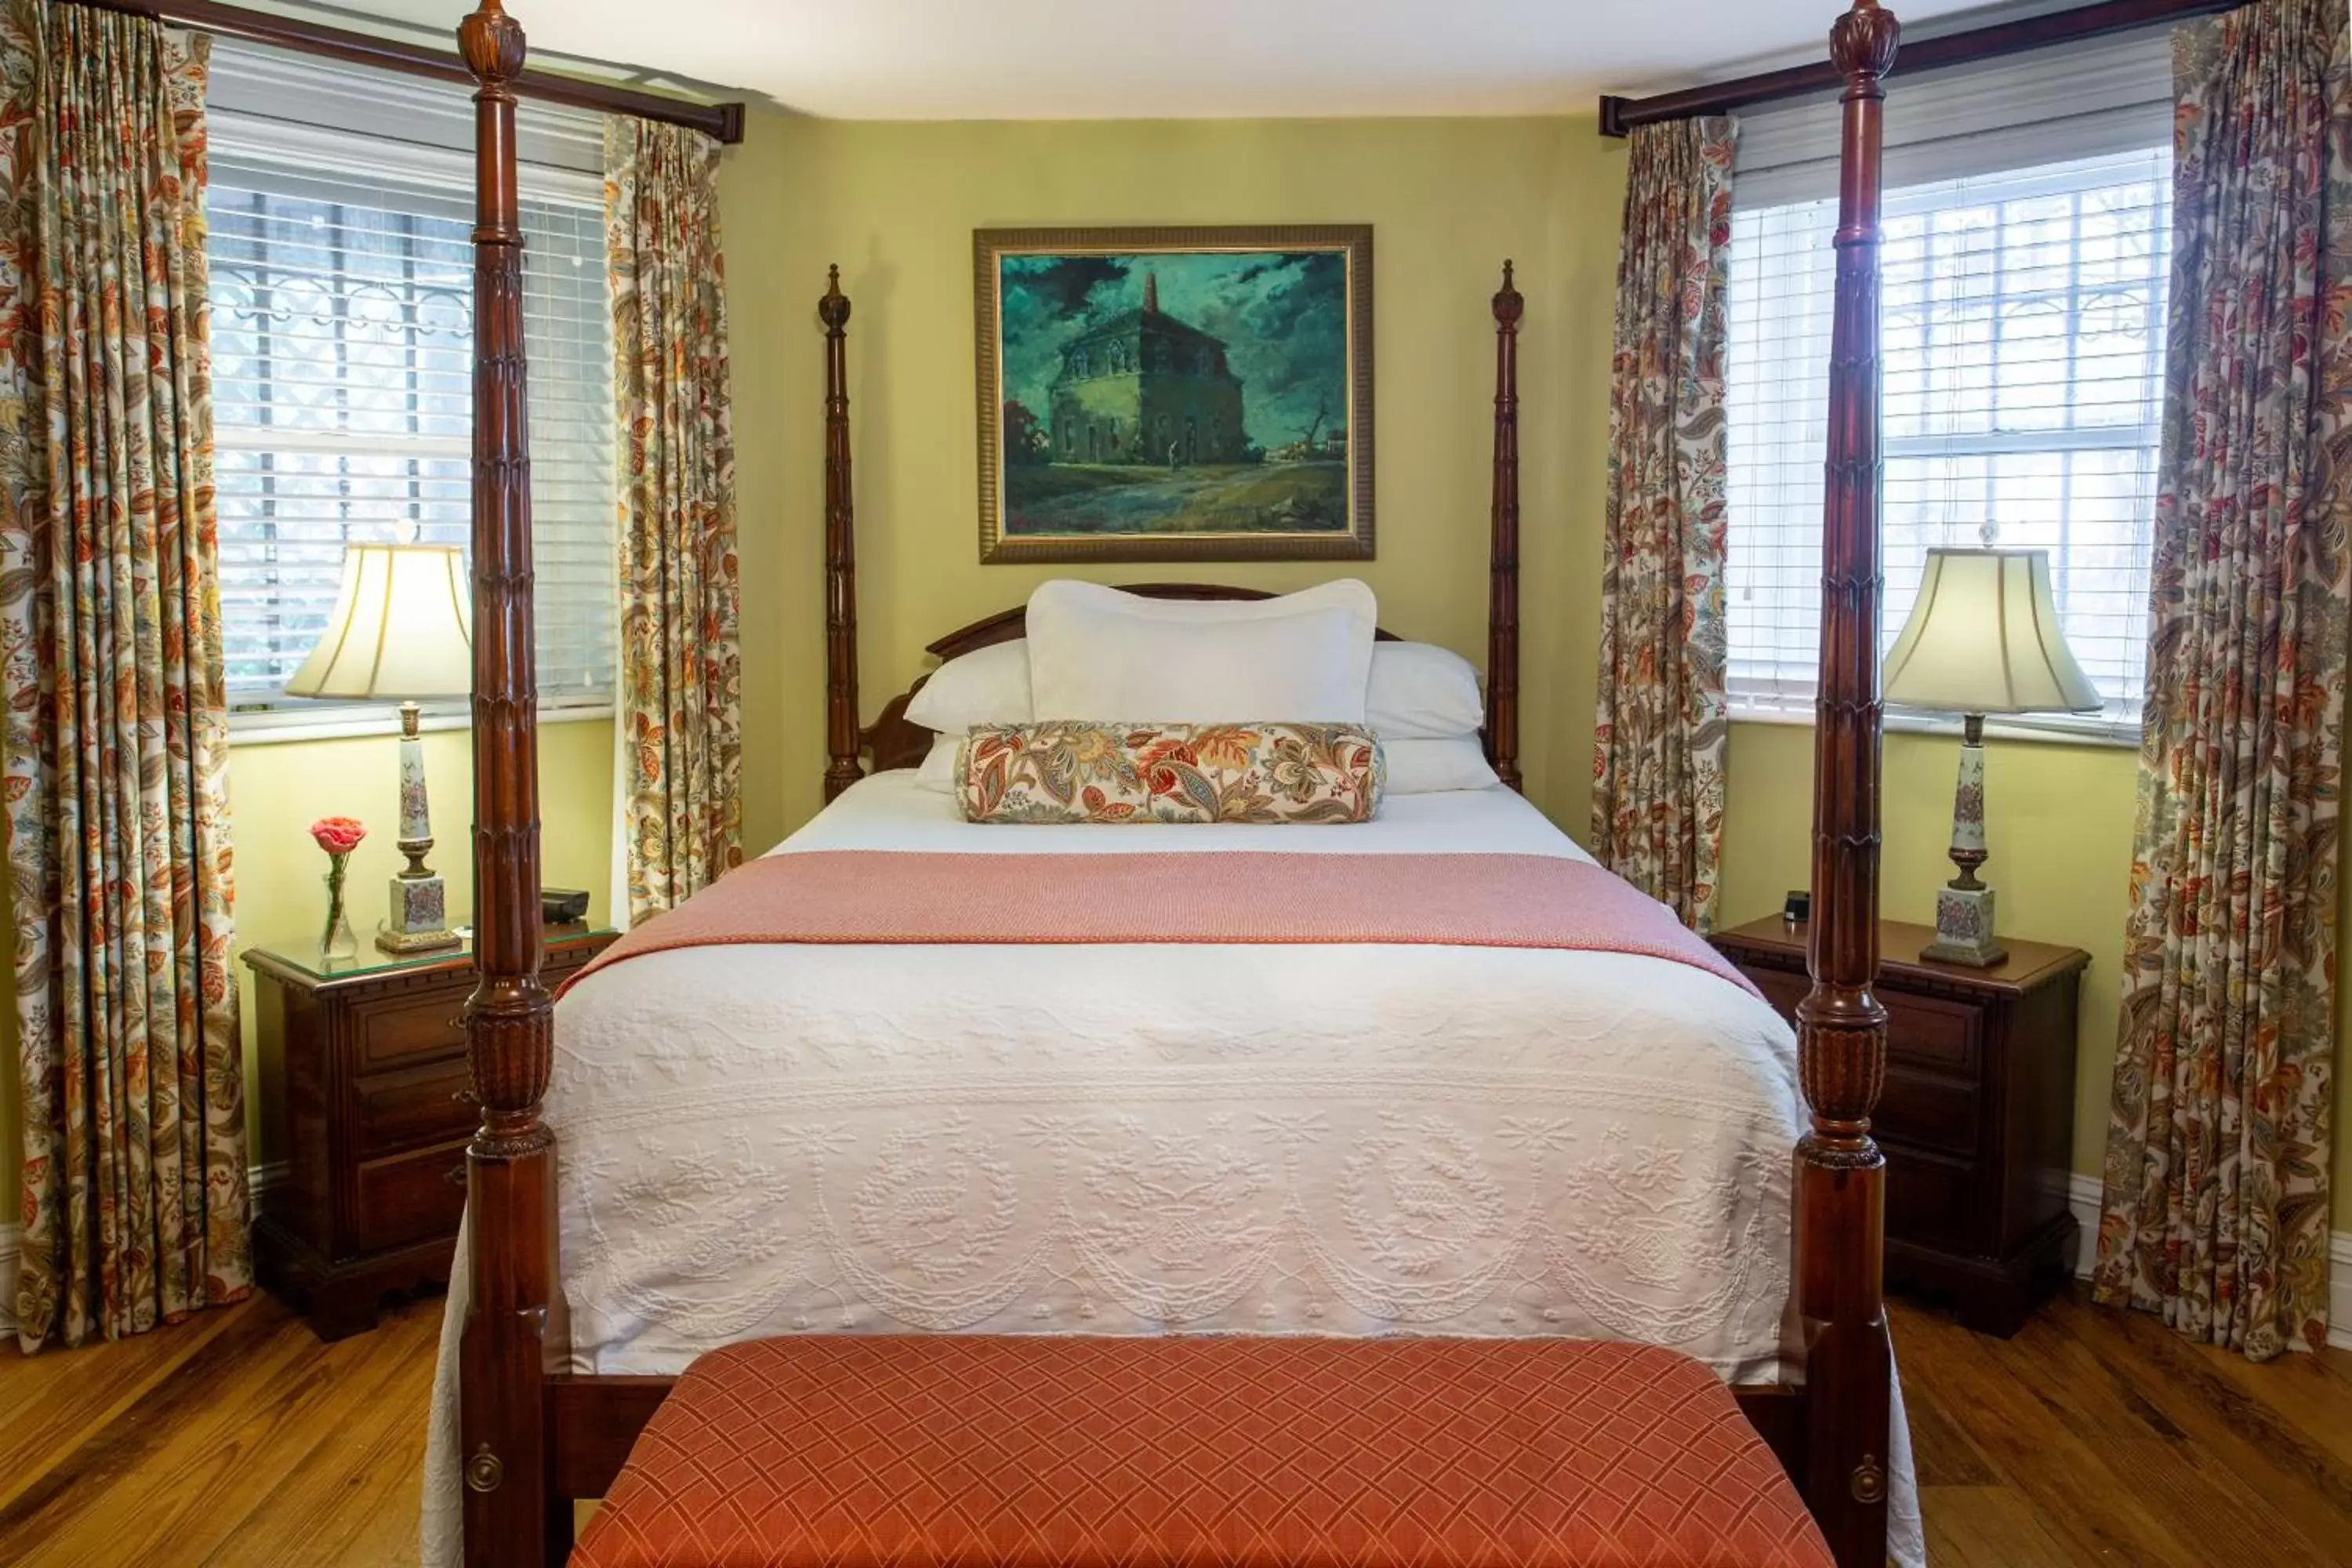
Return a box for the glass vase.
[321,859,358,963]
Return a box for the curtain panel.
[606,117,742,926]
[2095,0,2352,1359]
[0,0,245,1350]
[1592,117,1737,934]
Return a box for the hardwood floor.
[0,1287,2347,1566]
[0,1291,441,1567]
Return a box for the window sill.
[1730,705,2140,751]
[228,702,613,747]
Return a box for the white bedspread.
[423,775,1922,1564]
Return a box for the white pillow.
[915,734,961,792]
[905,640,1033,733]
[1025,580,1377,724]
[1368,642,1485,739]
[1381,736,1501,794]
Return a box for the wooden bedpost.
[1796,3,1898,1565]
[456,3,564,1564]
[821,267,862,803]
[1486,260,1523,793]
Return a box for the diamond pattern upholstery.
[570,1335,1831,1568]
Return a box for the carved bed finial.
[1492,258,1523,328]
[1829,0,1902,85]
[458,0,526,88]
[819,263,851,332]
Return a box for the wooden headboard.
[821,263,1529,793]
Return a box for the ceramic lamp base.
[1922,883,2007,968]
[377,872,459,955]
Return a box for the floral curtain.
[1592,117,1737,934]
[606,116,741,925]
[0,1,245,1350]
[2095,0,2352,1360]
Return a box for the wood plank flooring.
[0,1287,2347,1566]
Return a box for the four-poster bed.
[447,2,1900,1564]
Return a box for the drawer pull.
[444,1163,468,1189]
[452,1085,480,1107]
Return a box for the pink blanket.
[564,851,1760,1000]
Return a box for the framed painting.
[975,225,1374,564]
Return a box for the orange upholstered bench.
[570,1335,1831,1568]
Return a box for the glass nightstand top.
[241,926,617,985]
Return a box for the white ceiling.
[299,0,1996,119]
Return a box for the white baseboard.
[0,1160,286,1339]
[2066,1174,2352,1352]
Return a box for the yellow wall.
[717,111,1628,852]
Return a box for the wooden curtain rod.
[1598,0,2233,136]
[68,0,746,144]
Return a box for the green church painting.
[975,227,1373,563]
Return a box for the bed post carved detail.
[457,4,565,1565]
[822,267,862,804]
[1796,4,1897,1566]
[1487,260,1523,793]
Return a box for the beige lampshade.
[1882,547,2102,716]
[285,543,474,701]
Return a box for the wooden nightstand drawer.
[354,1137,471,1254]
[352,1057,474,1158]
[1882,1142,1987,1253]
[1747,966,1809,1022]
[356,993,467,1072]
[1876,1063,1981,1158]
[1882,993,1981,1077]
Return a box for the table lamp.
[1881,547,2100,967]
[285,543,473,955]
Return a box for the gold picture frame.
[975,224,1374,564]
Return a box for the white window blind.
[1722,28,2174,742]
[205,43,616,724]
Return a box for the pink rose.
[309,816,366,856]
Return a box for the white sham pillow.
[904,639,1033,733]
[1381,736,1502,794]
[1025,579,1377,724]
[1368,641,1485,739]
[916,734,961,792]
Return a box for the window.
[206,56,615,725]
[1724,146,2169,740]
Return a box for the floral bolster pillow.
[958,721,1385,824]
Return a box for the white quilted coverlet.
[423,774,1921,1565]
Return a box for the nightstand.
[244,925,618,1339]
[1711,916,2089,1337]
